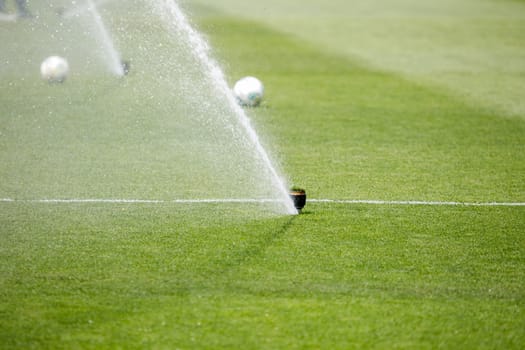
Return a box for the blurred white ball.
[40,56,69,83]
[233,76,264,107]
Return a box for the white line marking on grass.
[1,198,165,204]
[1,198,524,206]
[38,199,165,204]
[172,199,281,203]
[308,199,525,207]
[0,198,282,204]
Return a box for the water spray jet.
[151,0,298,215]
[61,0,114,19]
[86,0,123,76]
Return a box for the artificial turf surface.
[1,0,524,349]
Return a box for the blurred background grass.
[192,0,525,117]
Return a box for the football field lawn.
[1,0,524,348]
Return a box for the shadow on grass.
[211,215,297,279]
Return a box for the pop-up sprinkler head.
[289,188,306,213]
[121,60,130,75]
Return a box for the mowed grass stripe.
[192,0,525,117]
[1,201,523,348]
[201,17,524,203]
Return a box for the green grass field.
[1,0,524,348]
